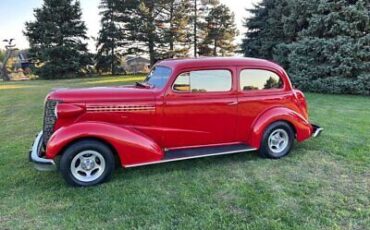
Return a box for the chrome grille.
[43,100,57,145]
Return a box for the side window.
[173,70,232,93]
[240,69,283,91]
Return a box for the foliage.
[199,4,237,56]
[123,0,169,65]
[0,77,369,228]
[241,0,290,61]
[287,0,370,95]
[96,0,128,74]
[96,0,236,65]
[241,0,370,95]
[24,0,92,79]
[189,0,219,57]
[159,0,192,58]
[0,49,5,62]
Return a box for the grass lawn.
[0,76,369,229]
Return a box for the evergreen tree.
[241,0,292,64]
[287,0,370,95]
[160,0,192,58]
[189,0,219,57]
[24,0,92,79]
[199,4,237,56]
[273,0,318,68]
[125,0,169,65]
[96,0,128,74]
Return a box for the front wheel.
[60,140,115,187]
[259,121,294,159]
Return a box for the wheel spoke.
[70,150,106,183]
[268,129,289,155]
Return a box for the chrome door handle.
[228,101,238,106]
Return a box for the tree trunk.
[149,37,156,66]
[169,2,174,57]
[1,50,12,81]
[1,66,11,81]
[213,39,217,56]
[194,0,198,57]
[110,8,116,75]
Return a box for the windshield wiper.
[135,82,152,89]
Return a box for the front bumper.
[311,124,323,137]
[29,131,56,171]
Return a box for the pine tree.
[199,4,237,56]
[241,0,290,61]
[287,0,370,95]
[24,0,92,79]
[125,0,169,65]
[273,0,319,68]
[96,0,127,74]
[189,0,219,57]
[160,0,192,58]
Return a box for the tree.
[24,0,92,79]
[189,0,219,57]
[0,39,17,81]
[0,49,5,62]
[287,0,370,95]
[264,76,280,89]
[96,0,128,74]
[199,4,237,56]
[125,0,167,66]
[160,0,192,58]
[241,0,290,60]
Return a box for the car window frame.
[238,68,286,94]
[171,68,234,94]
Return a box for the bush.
[292,74,370,96]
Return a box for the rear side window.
[240,69,283,91]
[173,70,232,93]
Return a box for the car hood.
[47,85,157,103]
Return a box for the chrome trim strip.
[125,147,257,168]
[30,131,56,171]
[86,105,155,112]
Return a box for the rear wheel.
[60,140,115,187]
[259,121,294,159]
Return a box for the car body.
[29,57,322,186]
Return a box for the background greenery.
[0,76,369,229]
[23,0,237,78]
[242,0,370,96]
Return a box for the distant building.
[123,56,150,74]
[18,50,32,69]
[10,49,32,70]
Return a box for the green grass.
[0,75,369,229]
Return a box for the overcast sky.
[0,0,260,52]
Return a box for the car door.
[162,67,238,148]
[236,67,292,142]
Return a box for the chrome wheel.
[268,129,289,156]
[70,150,106,183]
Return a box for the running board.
[125,144,257,168]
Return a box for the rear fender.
[45,122,163,166]
[249,107,312,148]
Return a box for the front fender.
[45,122,164,166]
[249,107,313,148]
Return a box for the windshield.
[144,66,172,89]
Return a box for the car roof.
[157,57,283,70]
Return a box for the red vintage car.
[29,57,322,186]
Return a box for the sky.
[0,0,260,52]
